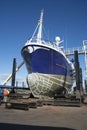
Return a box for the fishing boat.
[21,10,74,98]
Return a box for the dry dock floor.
[0,98,87,130]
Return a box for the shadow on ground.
[0,123,75,130]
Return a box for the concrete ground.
[0,98,87,130]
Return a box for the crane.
[2,61,24,86]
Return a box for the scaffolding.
[83,40,87,80]
[65,46,84,56]
[64,41,87,80]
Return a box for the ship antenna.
[37,9,44,43]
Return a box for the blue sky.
[0,0,87,86]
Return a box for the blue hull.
[21,45,72,77]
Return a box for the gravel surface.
[0,98,87,130]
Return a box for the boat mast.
[37,10,43,43]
